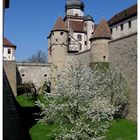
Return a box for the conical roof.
[3,37,16,48]
[52,16,68,32]
[90,18,111,40]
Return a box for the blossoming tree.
[36,61,128,140]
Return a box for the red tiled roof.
[3,37,16,48]
[90,18,111,40]
[69,20,84,32]
[108,4,137,26]
[52,16,68,32]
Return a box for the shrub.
[36,61,128,140]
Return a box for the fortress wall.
[73,50,91,65]
[109,33,137,120]
[16,62,51,88]
[4,61,17,95]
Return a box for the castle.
[4,0,137,120]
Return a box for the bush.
[36,61,128,140]
[17,82,38,100]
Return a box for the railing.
[68,34,81,52]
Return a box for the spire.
[90,18,111,40]
[52,16,68,32]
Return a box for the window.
[22,74,25,77]
[103,56,106,59]
[68,38,71,42]
[44,74,47,77]
[110,28,112,34]
[85,41,87,45]
[128,21,131,28]
[60,32,64,35]
[121,24,123,31]
[56,39,58,42]
[79,44,82,50]
[77,34,82,41]
[8,48,11,54]
[75,13,79,16]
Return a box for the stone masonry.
[109,33,137,120]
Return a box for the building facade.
[47,0,137,120]
[3,37,16,61]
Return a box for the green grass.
[106,119,137,140]
[16,95,137,140]
[16,94,35,107]
[29,123,59,140]
[29,119,137,140]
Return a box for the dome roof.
[84,15,94,21]
[65,0,84,11]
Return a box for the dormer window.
[77,34,82,41]
[8,48,11,54]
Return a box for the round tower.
[84,15,94,50]
[89,18,111,62]
[65,0,84,17]
[48,16,68,68]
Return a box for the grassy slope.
[29,119,137,140]
[16,94,35,107]
[16,95,137,140]
[29,123,59,140]
[106,119,137,140]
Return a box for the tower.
[48,16,68,68]
[84,15,94,50]
[65,0,84,17]
[90,18,111,62]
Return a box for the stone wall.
[3,69,30,140]
[3,61,17,95]
[16,62,51,89]
[74,49,91,65]
[109,33,137,120]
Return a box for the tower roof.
[90,18,111,40]
[65,0,84,11]
[84,15,94,22]
[3,37,16,48]
[52,16,68,32]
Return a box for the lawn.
[16,94,137,140]
[16,94,35,107]
[106,119,137,140]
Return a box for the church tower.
[48,16,68,68]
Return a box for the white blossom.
[36,61,128,140]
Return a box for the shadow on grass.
[15,101,41,130]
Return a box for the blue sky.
[4,0,137,62]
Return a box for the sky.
[4,0,137,62]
